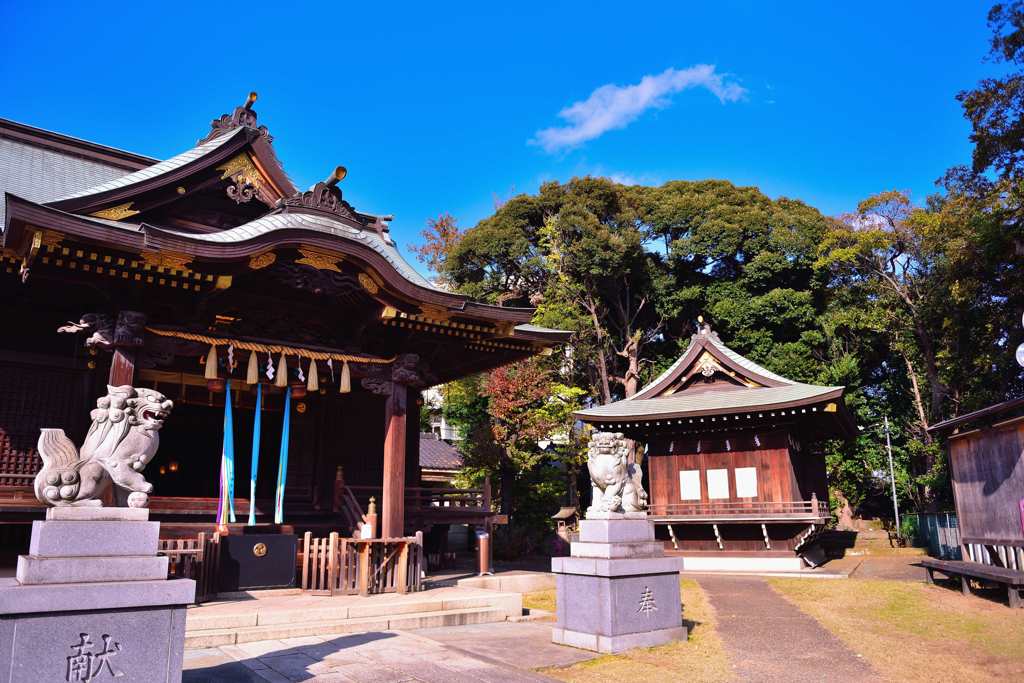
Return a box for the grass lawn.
[769,577,1024,682]
[534,578,733,682]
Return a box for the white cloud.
[531,65,746,153]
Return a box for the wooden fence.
[300,531,423,596]
[157,532,221,603]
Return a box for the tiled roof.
[0,136,130,226]
[151,211,438,290]
[706,334,793,385]
[419,434,464,470]
[53,128,245,201]
[513,323,572,339]
[576,383,843,422]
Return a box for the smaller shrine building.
[576,323,855,572]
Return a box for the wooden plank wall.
[647,429,798,506]
[950,418,1024,546]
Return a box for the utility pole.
[884,416,901,537]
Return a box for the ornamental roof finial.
[198,91,272,145]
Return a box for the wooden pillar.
[108,311,146,386]
[108,348,136,386]
[382,385,407,539]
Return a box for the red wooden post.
[108,348,136,386]
[382,386,407,539]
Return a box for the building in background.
[576,322,855,572]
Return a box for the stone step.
[186,592,519,631]
[184,606,510,648]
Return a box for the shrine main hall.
[0,94,568,555]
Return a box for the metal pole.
[884,416,901,538]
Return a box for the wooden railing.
[347,482,490,515]
[157,532,221,603]
[650,499,829,519]
[300,531,423,596]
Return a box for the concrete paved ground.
[183,629,556,682]
[697,575,878,682]
[412,621,593,671]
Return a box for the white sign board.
[679,470,701,500]
[735,467,758,498]
[706,468,730,499]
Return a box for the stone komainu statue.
[586,431,648,515]
[34,385,173,509]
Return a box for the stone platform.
[0,507,194,683]
[551,516,686,653]
[183,584,523,648]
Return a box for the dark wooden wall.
[0,355,94,487]
[950,417,1024,545]
[647,429,810,508]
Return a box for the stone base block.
[17,554,169,585]
[46,506,149,521]
[571,540,665,559]
[554,568,683,638]
[578,518,655,543]
[29,520,160,558]
[0,604,187,683]
[552,555,684,577]
[552,625,687,653]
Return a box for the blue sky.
[0,2,999,274]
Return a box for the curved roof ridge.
[704,334,795,386]
[144,211,439,291]
[51,127,246,201]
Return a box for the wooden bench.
[921,558,1024,607]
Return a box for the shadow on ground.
[183,632,397,682]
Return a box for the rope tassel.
[204,345,219,380]
[307,358,319,391]
[340,360,351,393]
[246,351,259,385]
[275,354,288,388]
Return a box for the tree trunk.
[912,319,948,421]
[902,354,931,442]
[499,461,515,517]
[623,332,641,398]
[584,294,613,403]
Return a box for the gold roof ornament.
[139,251,193,272]
[248,252,277,270]
[358,272,379,294]
[91,203,140,221]
[295,247,342,273]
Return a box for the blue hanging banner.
[274,389,291,524]
[248,383,263,526]
[224,380,237,524]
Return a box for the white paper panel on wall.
[706,468,730,499]
[735,467,758,498]
[679,469,701,500]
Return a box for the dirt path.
[697,575,878,682]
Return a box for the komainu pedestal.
[551,514,686,654]
[0,507,195,683]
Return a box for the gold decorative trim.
[217,153,268,200]
[91,203,140,221]
[139,251,193,271]
[215,275,233,290]
[358,272,379,294]
[493,321,515,338]
[295,247,341,273]
[39,230,64,250]
[248,252,277,270]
